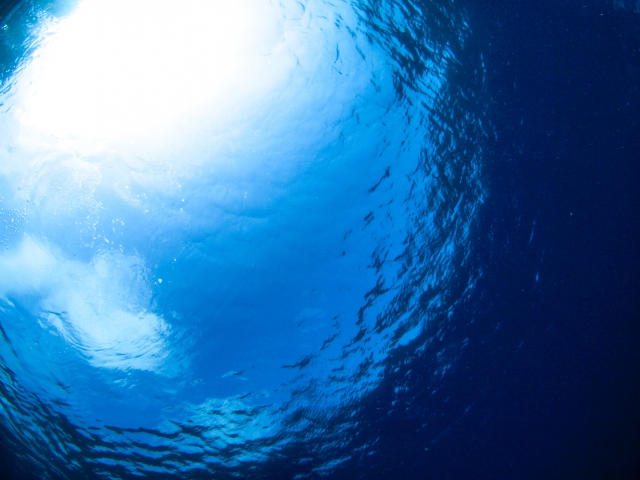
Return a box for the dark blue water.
[0,0,638,479]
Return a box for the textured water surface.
[0,0,489,477]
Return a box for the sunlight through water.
[0,0,489,476]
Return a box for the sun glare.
[14,0,285,152]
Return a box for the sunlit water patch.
[0,0,488,477]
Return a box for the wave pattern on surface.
[0,0,490,477]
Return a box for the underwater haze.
[1,0,639,479]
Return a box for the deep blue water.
[0,0,638,479]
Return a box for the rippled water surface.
[0,0,489,477]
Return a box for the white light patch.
[13,0,285,153]
[0,238,173,373]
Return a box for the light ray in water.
[0,0,487,476]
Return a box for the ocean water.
[1,0,638,479]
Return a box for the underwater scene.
[1,0,638,478]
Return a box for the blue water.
[1,0,639,478]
